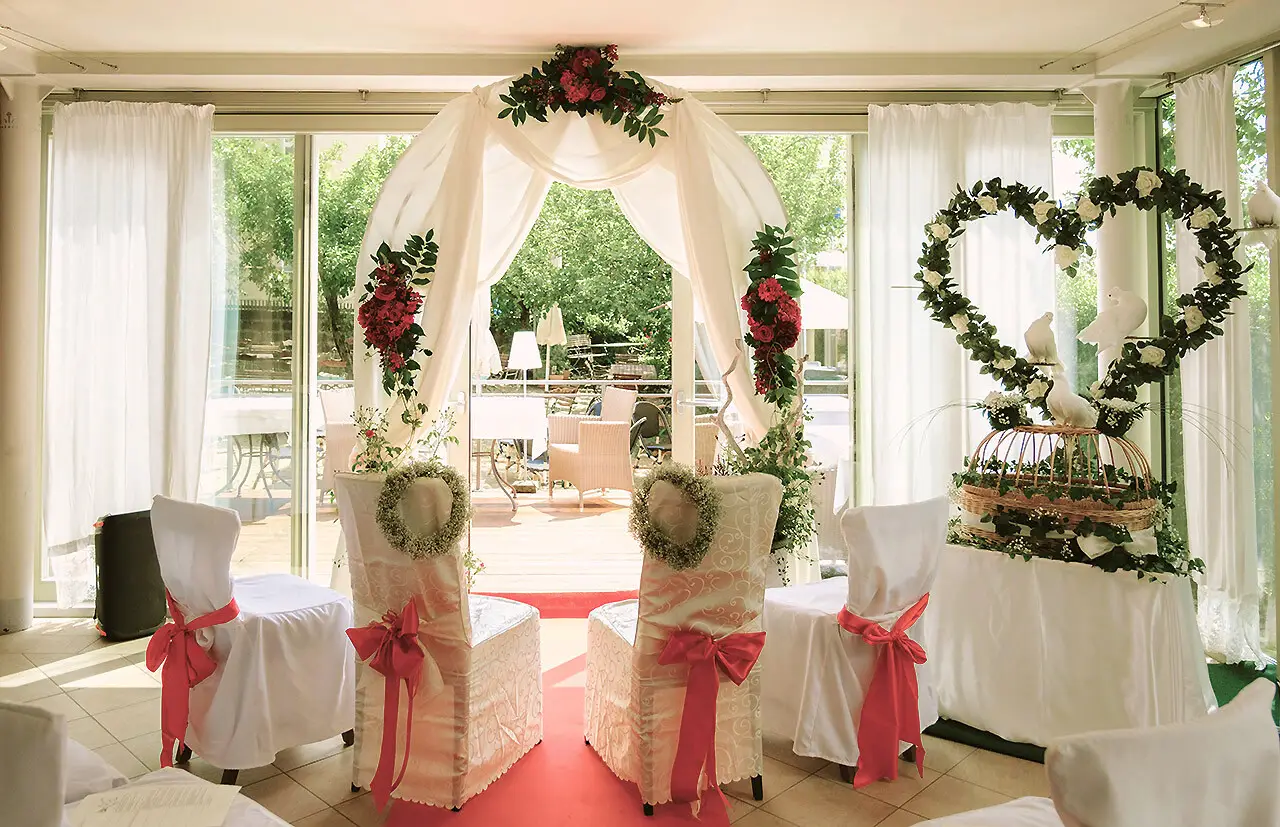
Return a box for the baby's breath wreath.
[376,460,471,559]
[630,463,721,571]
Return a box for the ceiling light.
[1181,3,1224,29]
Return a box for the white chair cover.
[150,496,356,770]
[0,701,65,827]
[64,738,127,803]
[916,797,1064,827]
[320,388,357,495]
[126,768,290,826]
[759,496,948,765]
[335,472,542,810]
[584,473,783,806]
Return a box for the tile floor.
[2,618,1050,826]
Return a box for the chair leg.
[838,764,855,784]
[221,769,239,785]
[351,784,361,793]
[901,745,917,764]
[342,729,355,747]
[643,803,654,816]
[176,745,193,764]
[751,774,764,801]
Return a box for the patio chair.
[548,386,639,510]
[694,416,720,474]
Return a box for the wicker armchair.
[548,386,638,510]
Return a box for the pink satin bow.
[145,591,240,768]
[658,629,766,812]
[346,600,427,811]
[837,593,930,788]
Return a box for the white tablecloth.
[919,543,1215,747]
[470,394,548,456]
[205,395,325,438]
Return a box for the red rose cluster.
[742,276,801,396]
[357,261,422,372]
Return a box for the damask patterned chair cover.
[335,472,542,811]
[583,473,783,810]
[759,497,948,781]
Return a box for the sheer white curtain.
[1175,67,1264,665]
[861,104,1055,505]
[43,102,213,605]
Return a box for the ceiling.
[0,0,1276,92]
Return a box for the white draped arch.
[354,80,786,447]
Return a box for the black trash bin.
[94,510,168,641]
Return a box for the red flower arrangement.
[498,45,681,145]
[357,231,439,425]
[741,226,803,407]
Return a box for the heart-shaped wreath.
[915,166,1247,436]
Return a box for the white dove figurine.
[1024,312,1059,366]
[1046,368,1099,428]
[1078,286,1147,355]
[1248,181,1280,228]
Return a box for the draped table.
[918,543,1216,747]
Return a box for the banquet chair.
[693,415,719,474]
[0,701,66,827]
[548,385,639,509]
[320,387,357,500]
[335,472,542,811]
[584,472,783,814]
[917,678,1279,827]
[148,496,356,783]
[759,496,948,786]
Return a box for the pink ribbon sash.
[346,600,427,811]
[658,629,766,812]
[837,593,930,788]
[145,591,241,768]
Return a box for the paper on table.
[70,783,241,827]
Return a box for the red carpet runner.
[387,654,732,826]
[473,591,637,619]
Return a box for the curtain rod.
[1163,34,1280,88]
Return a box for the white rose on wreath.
[1139,345,1166,366]
[1203,261,1222,285]
[1183,305,1206,332]
[994,356,1015,371]
[1027,378,1049,399]
[1075,196,1101,222]
[922,269,943,288]
[1189,206,1219,229]
[1033,201,1055,225]
[1089,380,1102,399]
[1136,169,1162,198]
[950,313,970,333]
[977,195,999,214]
[929,222,951,240]
[1054,245,1081,270]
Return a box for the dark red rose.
[751,322,775,343]
[774,321,799,349]
[590,86,607,102]
[364,429,377,439]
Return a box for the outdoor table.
[470,395,548,511]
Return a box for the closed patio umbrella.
[536,304,567,390]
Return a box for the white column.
[1264,45,1279,651]
[0,81,45,632]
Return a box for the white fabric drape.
[862,104,1055,504]
[1175,66,1264,665]
[43,102,213,605]
[355,81,785,447]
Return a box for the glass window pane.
[1052,138,1099,396]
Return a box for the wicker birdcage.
[952,424,1157,553]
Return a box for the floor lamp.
[508,330,541,395]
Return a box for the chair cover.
[916,797,1064,826]
[126,768,290,826]
[584,473,783,806]
[320,388,357,495]
[64,738,127,803]
[150,496,356,770]
[759,496,948,766]
[0,701,65,827]
[335,472,542,810]
[549,386,638,507]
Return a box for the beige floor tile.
[762,734,831,774]
[24,691,90,721]
[94,697,162,741]
[184,758,281,786]
[293,811,358,827]
[722,756,811,804]
[334,792,392,827]
[733,810,804,827]
[288,751,361,806]
[921,735,976,773]
[947,749,1050,799]
[27,649,131,683]
[69,684,164,716]
[0,653,36,677]
[241,773,329,823]
[94,743,151,779]
[761,775,896,827]
[816,759,938,808]
[0,630,100,654]
[725,792,758,823]
[67,716,116,750]
[274,735,349,772]
[876,810,927,827]
[0,668,64,704]
[119,731,165,773]
[901,775,1011,820]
